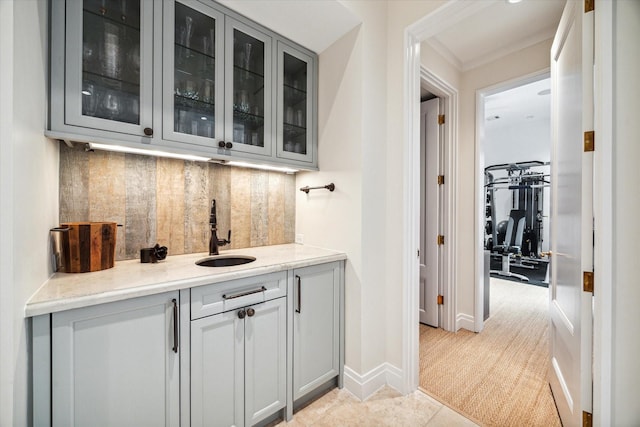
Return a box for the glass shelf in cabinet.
[233,108,264,126]
[83,70,140,93]
[83,7,142,31]
[233,64,264,80]
[175,42,215,60]
[174,94,215,110]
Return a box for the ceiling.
[216,0,361,53]
[484,77,550,130]
[426,0,565,72]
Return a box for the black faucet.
[209,199,231,255]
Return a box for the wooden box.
[60,222,117,273]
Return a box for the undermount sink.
[196,255,257,267]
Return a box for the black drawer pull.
[295,275,301,313]
[172,299,178,353]
[222,286,266,300]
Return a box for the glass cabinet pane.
[81,0,142,124]
[173,2,217,138]
[232,29,265,147]
[282,53,308,155]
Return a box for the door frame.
[473,69,550,333]
[403,0,467,390]
[419,67,457,332]
[402,0,612,422]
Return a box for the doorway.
[401,0,564,393]
[477,74,551,324]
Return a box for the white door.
[419,98,440,327]
[549,1,594,425]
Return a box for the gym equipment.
[485,161,550,282]
[490,209,528,281]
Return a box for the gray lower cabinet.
[50,292,180,427]
[33,263,343,426]
[292,262,344,403]
[191,297,287,427]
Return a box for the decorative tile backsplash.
[59,143,295,261]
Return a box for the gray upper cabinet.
[276,41,316,165]
[49,0,318,169]
[58,0,154,138]
[162,0,225,148]
[223,17,273,158]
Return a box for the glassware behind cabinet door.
[82,82,99,116]
[103,90,121,120]
[101,21,122,79]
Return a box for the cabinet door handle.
[247,307,255,317]
[222,286,266,300]
[144,127,153,136]
[238,309,246,319]
[172,299,178,353]
[295,275,301,313]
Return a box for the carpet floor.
[419,278,561,427]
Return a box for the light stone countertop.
[26,244,346,317]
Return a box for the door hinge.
[437,235,444,245]
[437,295,444,305]
[584,131,595,152]
[583,271,594,294]
[437,175,444,185]
[585,0,594,13]
[438,114,445,125]
[583,410,593,427]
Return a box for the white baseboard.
[343,363,404,401]
[456,313,475,332]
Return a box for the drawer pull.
[296,275,301,313]
[172,299,178,353]
[222,286,266,300]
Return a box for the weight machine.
[484,161,550,282]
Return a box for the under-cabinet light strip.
[225,161,299,174]
[85,143,299,173]
[86,143,212,162]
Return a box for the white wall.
[0,1,59,425]
[296,0,446,387]
[610,0,640,423]
[296,24,365,373]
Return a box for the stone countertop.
[26,244,346,317]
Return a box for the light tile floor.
[275,386,478,426]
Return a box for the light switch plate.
[295,234,304,244]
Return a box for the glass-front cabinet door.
[163,0,224,147]
[224,18,272,157]
[276,42,315,164]
[65,0,154,137]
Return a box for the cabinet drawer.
[191,272,286,320]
